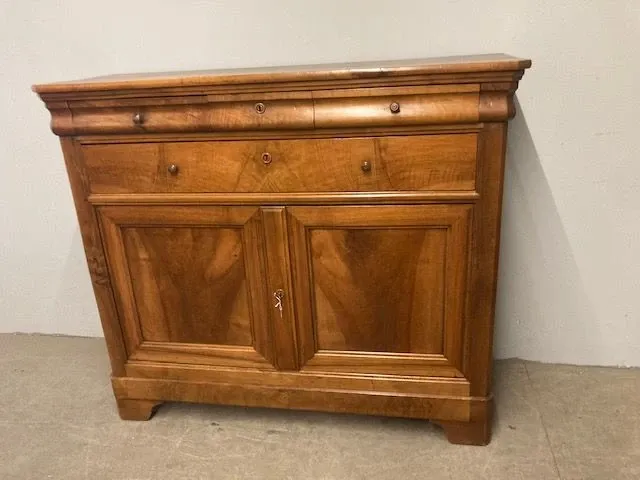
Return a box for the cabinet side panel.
[59,138,127,376]
[464,123,508,397]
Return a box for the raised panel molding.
[97,205,276,368]
[287,205,471,378]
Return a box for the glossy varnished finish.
[34,55,530,445]
[81,134,477,194]
[287,205,470,377]
[32,54,530,94]
[121,226,252,346]
[98,205,277,369]
[310,227,447,354]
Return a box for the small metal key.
[273,289,285,318]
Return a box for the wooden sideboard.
[34,54,530,445]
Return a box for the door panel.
[288,205,471,377]
[98,205,280,369]
[310,228,446,354]
[122,226,251,346]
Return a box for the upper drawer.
[50,88,480,135]
[314,93,479,128]
[82,134,477,194]
[66,98,314,135]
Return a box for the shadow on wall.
[494,99,599,364]
[51,228,103,337]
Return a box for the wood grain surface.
[81,134,477,194]
[33,54,530,94]
[288,205,470,377]
[98,205,276,368]
[309,227,446,354]
[35,56,530,445]
[122,226,251,345]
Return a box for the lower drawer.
[82,134,477,194]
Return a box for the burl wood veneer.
[34,54,530,445]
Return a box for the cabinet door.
[99,205,292,370]
[288,205,471,377]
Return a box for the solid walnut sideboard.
[34,54,530,445]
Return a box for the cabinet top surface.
[33,54,530,95]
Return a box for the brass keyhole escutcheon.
[255,102,266,114]
[167,164,179,175]
[389,102,400,114]
[261,152,272,165]
[361,161,372,173]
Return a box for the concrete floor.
[0,334,638,480]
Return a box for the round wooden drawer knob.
[361,161,372,172]
[389,102,401,114]
[167,164,179,175]
[261,152,272,165]
[132,112,145,125]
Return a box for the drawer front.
[68,99,314,135]
[314,93,479,128]
[83,134,477,194]
[53,88,482,136]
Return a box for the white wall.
[1,0,638,366]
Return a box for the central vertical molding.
[261,207,299,370]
